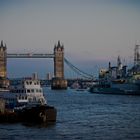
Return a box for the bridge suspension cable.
[64,58,94,80]
[7,52,95,80]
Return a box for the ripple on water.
[0,88,140,140]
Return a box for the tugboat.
[0,77,57,123]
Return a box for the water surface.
[0,88,140,140]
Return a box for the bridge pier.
[51,41,67,90]
[51,78,67,90]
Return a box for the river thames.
[0,88,140,140]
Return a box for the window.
[27,89,30,93]
[31,89,34,93]
[28,98,32,102]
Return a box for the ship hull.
[89,86,140,95]
[0,105,57,124]
[0,78,57,124]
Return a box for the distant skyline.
[0,0,140,78]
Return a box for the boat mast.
[134,44,140,66]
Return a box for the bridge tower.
[0,41,9,88]
[51,41,67,89]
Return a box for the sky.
[0,0,140,78]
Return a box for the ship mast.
[134,44,140,66]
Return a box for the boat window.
[19,96,21,99]
[39,99,42,103]
[37,89,41,92]
[27,89,30,93]
[28,98,32,102]
[31,89,34,93]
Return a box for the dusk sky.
[0,0,140,78]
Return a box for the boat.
[90,83,140,95]
[90,74,140,95]
[70,81,89,92]
[0,77,57,123]
[89,45,140,95]
[0,78,47,108]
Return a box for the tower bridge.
[0,40,94,90]
[1,40,68,89]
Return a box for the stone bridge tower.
[51,41,67,89]
[54,41,64,78]
[0,41,9,88]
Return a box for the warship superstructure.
[90,45,140,95]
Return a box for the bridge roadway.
[7,53,55,58]
[7,53,95,80]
